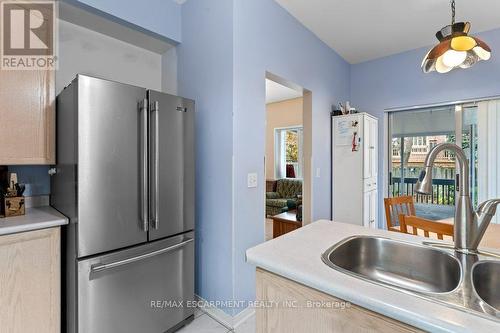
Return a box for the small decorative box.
[1,196,25,218]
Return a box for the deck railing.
[391,177,455,205]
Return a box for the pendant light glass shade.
[421,5,491,74]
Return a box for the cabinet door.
[369,118,378,178]
[256,269,425,333]
[363,118,371,179]
[0,228,60,332]
[363,189,378,229]
[363,116,378,179]
[0,69,55,164]
[370,189,378,229]
[363,191,371,228]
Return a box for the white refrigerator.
[332,113,378,228]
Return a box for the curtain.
[478,100,500,224]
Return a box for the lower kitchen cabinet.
[256,268,423,333]
[0,227,60,333]
[363,189,378,229]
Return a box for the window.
[412,136,425,146]
[388,105,481,220]
[274,127,303,179]
[389,107,457,220]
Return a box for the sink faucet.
[415,143,500,254]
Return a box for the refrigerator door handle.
[140,99,149,232]
[150,101,160,229]
[90,238,194,274]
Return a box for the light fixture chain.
[451,0,456,25]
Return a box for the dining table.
[437,217,500,250]
[391,217,500,250]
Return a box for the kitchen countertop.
[246,220,500,333]
[0,206,68,236]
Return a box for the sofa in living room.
[266,178,302,217]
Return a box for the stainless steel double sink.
[322,236,500,321]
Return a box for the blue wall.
[9,0,347,317]
[74,0,182,43]
[177,0,350,316]
[43,0,500,318]
[7,166,50,196]
[177,0,235,314]
[350,28,500,227]
[232,0,350,314]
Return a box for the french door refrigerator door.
[147,90,195,241]
[77,75,148,257]
[78,232,195,333]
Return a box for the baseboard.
[233,305,255,330]
[194,294,255,330]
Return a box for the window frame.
[274,125,304,179]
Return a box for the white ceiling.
[266,79,302,104]
[274,0,500,64]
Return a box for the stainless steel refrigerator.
[51,74,195,333]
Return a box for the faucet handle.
[477,199,500,216]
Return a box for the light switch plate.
[247,173,258,188]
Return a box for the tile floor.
[177,308,256,333]
[178,217,265,332]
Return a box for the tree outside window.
[285,130,299,163]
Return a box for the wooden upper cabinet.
[0,68,55,164]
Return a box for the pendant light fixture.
[421,0,491,73]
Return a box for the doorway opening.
[264,72,312,241]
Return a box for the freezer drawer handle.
[90,238,194,274]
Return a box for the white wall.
[162,47,178,95]
[57,20,177,94]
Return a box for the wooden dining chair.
[399,215,454,240]
[384,196,416,232]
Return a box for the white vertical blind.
[478,100,500,224]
